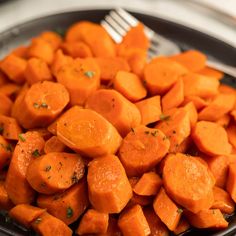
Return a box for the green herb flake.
[0,127,4,134]
[84,71,95,78]
[6,144,13,152]
[45,165,51,172]
[151,130,158,137]
[33,102,40,108]
[18,133,26,142]
[41,103,48,108]
[177,208,183,214]
[66,207,73,218]
[144,131,150,135]
[32,149,40,157]
[71,172,79,184]
[160,114,170,121]
[34,217,42,224]
[131,127,135,133]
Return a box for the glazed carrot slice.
[144,57,188,95]
[5,131,45,204]
[135,96,162,125]
[0,135,12,170]
[56,57,100,106]
[192,121,231,156]
[88,155,132,213]
[212,186,235,214]
[153,187,182,231]
[26,152,85,194]
[205,155,229,188]
[143,207,169,236]
[182,102,198,128]
[95,57,130,81]
[182,95,209,111]
[118,204,150,236]
[119,126,170,176]
[0,54,27,83]
[216,114,231,128]
[219,84,236,94]
[9,204,46,228]
[0,93,13,116]
[182,73,219,98]
[61,41,93,58]
[44,136,66,153]
[133,172,162,196]
[226,124,236,149]
[40,31,62,51]
[10,45,28,58]
[0,71,8,86]
[0,181,13,210]
[0,115,22,140]
[12,81,69,129]
[76,209,109,235]
[185,209,228,229]
[170,50,206,72]
[47,119,58,135]
[57,107,122,157]
[24,57,53,85]
[113,71,147,102]
[29,127,52,140]
[156,108,191,153]
[198,93,235,121]
[163,153,214,213]
[0,83,21,98]
[37,178,89,225]
[27,38,54,65]
[198,66,223,80]
[226,163,236,202]
[31,212,72,236]
[162,78,184,112]
[97,217,122,236]
[173,218,190,235]
[86,89,141,137]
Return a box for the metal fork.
[101,8,236,78]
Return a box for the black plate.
[0,8,236,236]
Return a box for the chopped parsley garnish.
[32,149,40,157]
[18,133,26,142]
[45,165,51,172]
[84,71,95,78]
[66,207,73,218]
[41,102,48,108]
[160,114,170,121]
[151,130,158,137]
[34,217,42,224]
[177,208,183,214]
[6,144,13,152]
[144,131,150,135]
[33,102,40,108]
[131,127,135,133]
[71,172,79,184]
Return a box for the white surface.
[0,0,236,47]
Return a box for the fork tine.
[110,11,131,31]
[115,8,139,27]
[101,20,123,43]
[104,15,127,36]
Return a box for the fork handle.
[207,60,236,78]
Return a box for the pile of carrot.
[0,19,235,236]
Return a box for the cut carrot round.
[0,93,13,116]
[0,180,14,210]
[198,66,224,80]
[0,135,12,170]
[39,31,62,51]
[226,163,236,203]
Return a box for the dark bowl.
[0,8,236,236]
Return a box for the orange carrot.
[0,135,12,170]
[29,128,52,140]
[173,217,190,235]
[0,83,21,98]
[10,45,28,58]
[44,136,66,153]
[0,181,14,210]
[97,217,122,236]
[226,162,236,202]
[216,114,231,128]
[227,124,236,149]
[182,102,198,128]
[40,31,62,51]
[198,66,224,80]
[0,93,13,116]
[182,95,209,111]
[0,71,8,86]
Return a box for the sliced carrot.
[0,181,14,210]
[9,204,45,228]
[0,135,12,170]
[113,70,147,102]
[76,209,109,235]
[31,212,72,236]
[182,102,198,128]
[153,187,182,231]
[44,136,66,153]
[95,57,130,81]
[88,155,132,213]
[0,93,13,116]
[40,31,62,51]
[26,152,85,194]
[216,114,231,128]
[29,127,52,140]
[118,204,150,236]
[182,73,219,98]
[0,54,26,83]
[57,107,122,157]
[163,153,214,213]
[182,95,209,111]
[47,119,58,135]
[5,131,45,204]
[156,108,191,153]
[56,57,100,106]
[170,50,206,72]
[135,96,162,125]
[226,162,236,202]
[97,217,122,236]
[10,45,28,58]
[174,136,192,153]
[86,89,141,137]
[212,186,235,214]
[0,71,8,86]
[219,84,236,94]
[37,178,89,225]
[185,209,228,229]
[192,121,231,156]
[133,172,162,196]
[24,57,53,85]
[12,81,69,129]
[144,57,188,95]
[226,124,236,149]
[173,217,190,235]
[0,83,20,98]
[198,66,224,80]
[119,126,170,176]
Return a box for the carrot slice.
[170,50,206,72]
[192,121,231,156]
[182,95,209,111]
[118,204,150,236]
[37,178,89,225]
[0,71,8,86]
[185,209,228,229]
[173,217,190,235]
[198,66,224,80]
[26,152,85,194]
[44,136,66,153]
[10,45,28,58]
[133,172,162,196]
[57,107,122,158]
[212,186,235,214]
[226,124,236,149]
[182,102,198,128]
[226,162,236,203]
[5,131,45,204]
[0,93,12,116]
[9,204,45,228]
[29,127,52,140]
[113,71,147,102]
[0,83,20,98]
[86,89,141,137]
[135,96,162,125]
[97,217,122,236]
[0,135,12,170]
[40,31,62,51]
[153,187,182,231]
[216,114,231,128]
[56,58,100,106]
[76,209,109,235]
[0,181,13,210]
[12,81,69,129]
[119,126,170,176]
[163,153,214,213]
[88,155,132,213]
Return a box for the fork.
[101,8,236,78]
